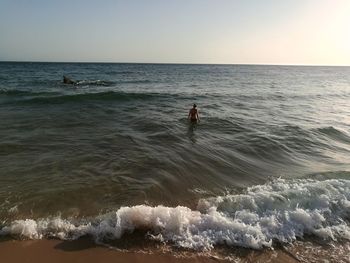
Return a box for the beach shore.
[1,236,349,263]
[0,238,298,263]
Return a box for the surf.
[1,178,349,250]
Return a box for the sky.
[0,0,349,65]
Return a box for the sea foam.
[1,179,350,250]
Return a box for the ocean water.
[1,62,350,251]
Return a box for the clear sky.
[0,0,349,65]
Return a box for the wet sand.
[0,237,349,263]
[0,238,220,263]
[0,238,297,263]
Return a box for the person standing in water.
[188,104,199,123]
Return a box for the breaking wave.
[1,178,349,250]
[75,80,114,86]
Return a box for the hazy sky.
[0,0,349,65]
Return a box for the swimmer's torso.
[189,108,197,120]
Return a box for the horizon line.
[0,60,349,67]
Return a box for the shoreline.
[0,238,227,263]
[0,238,294,263]
[2,238,348,263]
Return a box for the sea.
[0,62,350,258]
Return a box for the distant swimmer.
[63,76,76,85]
[188,104,199,123]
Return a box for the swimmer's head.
[193,104,197,108]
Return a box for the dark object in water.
[63,76,76,85]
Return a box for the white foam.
[1,179,350,250]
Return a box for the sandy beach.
[1,237,349,263]
[0,238,292,263]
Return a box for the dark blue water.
[1,62,350,251]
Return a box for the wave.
[112,79,152,85]
[75,80,114,86]
[315,126,350,144]
[0,89,201,104]
[4,91,175,104]
[230,92,350,103]
[0,89,60,97]
[74,79,151,86]
[1,178,349,250]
